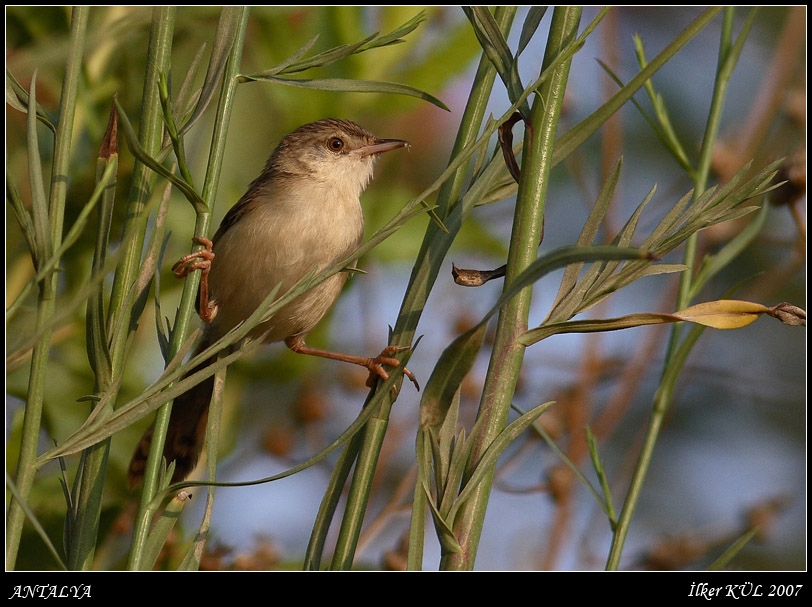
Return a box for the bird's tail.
[127,351,215,490]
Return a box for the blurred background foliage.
[5,6,806,570]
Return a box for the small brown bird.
[127,119,415,488]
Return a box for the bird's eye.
[327,137,345,152]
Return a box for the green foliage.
[6,6,805,572]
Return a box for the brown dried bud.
[769,302,806,326]
[452,263,506,287]
[498,111,525,183]
[99,94,118,159]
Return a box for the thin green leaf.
[425,391,461,499]
[596,263,687,298]
[6,162,119,320]
[14,161,119,299]
[586,427,617,528]
[437,431,471,516]
[408,430,432,570]
[86,147,119,384]
[159,76,197,191]
[420,322,487,431]
[517,7,548,57]
[113,98,206,211]
[465,7,513,77]
[6,67,57,132]
[252,36,374,78]
[520,313,678,346]
[641,189,694,251]
[465,7,527,112]
[6,177,39,273]
[6,179,164,367]
[246,76,450,111]
[152,236,173,361]
[634,263,688,277]
[246,12,426,78]
[423,246,650,425]
[5,471,67,570]
[106,178,172,355]
[26,71,52,268]
[360,10,426,50]
[427,426,447,498]
[553,7,723,166]
[452,401,555,515]
[524,412,612,518]
[521,298,776,346]
[179,6,242,136]
[421,478,462,554]
[708,527,760,571]
[249,35,320,78]
[629,36,695,172]
[557,186,660,318]
[436,393,461,482]
[57,448,75,559]
[171,43,206,131]
[615,186,657,249]
[549,158,625,318]
[494,246,653,325]
[139,491,191,570]
[718,8,759,85]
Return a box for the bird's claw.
[173,237,217,322]
[364,346,420,392]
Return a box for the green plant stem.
[115,6,177,570]
[402,10,514,572]
[127,8,250,571]
[328,417,388,569]
[68,139,119,569]
[304,430,365,569]
[7,75,48,570]
[605,8,741,571]
[107,8,175,332]
[441,6,582,571]
[319,5,518,572]
[5,7,89,570]
[312,7,501,569]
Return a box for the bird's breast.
[203,185,364,342]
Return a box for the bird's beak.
[353,138,409,158]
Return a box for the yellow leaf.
[673,300,769,329]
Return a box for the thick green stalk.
[106,7,175,336]
[67,128,119,570]
[5,7,89,569]
[102,6,176,569]
[605,8,741,570]
[128,7,250,570]
[441,6,582,570]
[328,417,388,569]
[323,6,517,571]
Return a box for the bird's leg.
[285,334,419,391]
[172,236,218,322]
